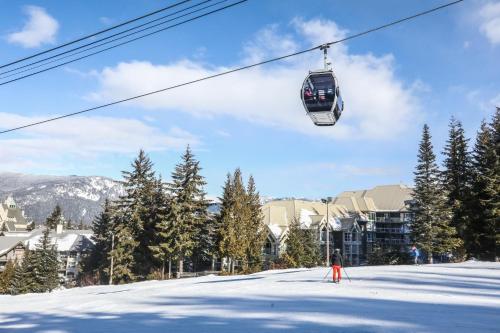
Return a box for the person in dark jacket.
[331,248,344,283]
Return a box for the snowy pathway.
[1,261,499,332]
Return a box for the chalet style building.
[261,199,367,265]
[0,196,30,232]
[333,184,413,253]
[261,184,414,266]
[0,195,94,279]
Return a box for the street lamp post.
[322,197,333,266]
[109,232,115,285]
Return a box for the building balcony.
[376,227,404,234]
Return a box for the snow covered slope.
[0,172,124,224]
[0,262,499,333]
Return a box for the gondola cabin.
[301,70,344,126]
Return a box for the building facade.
[261,185,414,266]
[0,196,31,232]
[261,199,367,266]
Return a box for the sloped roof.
[335,184,413,212]
[0,237,25,256]
[261,199,350,236]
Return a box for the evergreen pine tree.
[245,175,266,272]
[230,168,250,272]
[282,218,305,268]
[46,205,63,230]
[0,260,15,294]
[148,178,175,279]
[467,121,497,260]
[302,228,321,268]
[34,228,60,292]
[192,214,218,272]
[217,173,237,273]
[442,117,472,256]
[8,260,24,295]
[167,146,209,278]
[110,210,139,284]
[83,199,113,283]
[11,249,35,294]
[113,149,157,280]
[491,108,500,260]
[411,124,462,263]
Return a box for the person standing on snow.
[411,245,420,265]
[330,248,344,283]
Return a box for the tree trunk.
[161,260,165,280]
[211,256,215,271]
[168,259,172,279]
[231,258,236,275]
[177,259,183,279]
[428,252,433,264]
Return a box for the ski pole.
[322,267,332,281]
[342,266,352,282]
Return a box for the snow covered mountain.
[0,172,124,225]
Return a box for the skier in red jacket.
[331,248,344,283]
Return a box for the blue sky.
[0,0,499,199]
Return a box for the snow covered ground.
[1,261,499,333]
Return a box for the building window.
[264,238,276,255]
[344,233,352,242]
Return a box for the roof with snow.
[0,237,25,256]
[261,200,350,239]
[25,229,94,252]
[333,184,413,212]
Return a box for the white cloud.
[490,93,500,108]
[7,6,59,48]
[0,113,199,171]
[478,2,500,45]
[88,18,420,141]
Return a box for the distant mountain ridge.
[0,172,124,225]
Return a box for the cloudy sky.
[0,0,498,198]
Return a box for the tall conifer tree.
[46,205,64,230]
[148,178,174,279]
[217,173,237,272]
[34,228,60,292]
[84,199,113,283]
[168,146,209,278]
[467,121,497,260]
[245,175,266,272]
[411,124,461,263]
[442,117,471,247]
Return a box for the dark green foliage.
[33,228,60,292]
[13,229,60,294]
[0,260,15,294]
[466,120,498,260]
[217,173,238,271]
[45,205,63,230]
[282,218,320,268]
[82,199,113,283]
[368,246,411,265]
[167,146,209,277]
[217,170,266,273]
[110,210,138,284]
[192,215,218,271]
[442,117,472,246]
[411,124,462,263]
[121,149,157,278]
[148,178,174,279]
[492,108,500,260]
[244,175,267,272]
